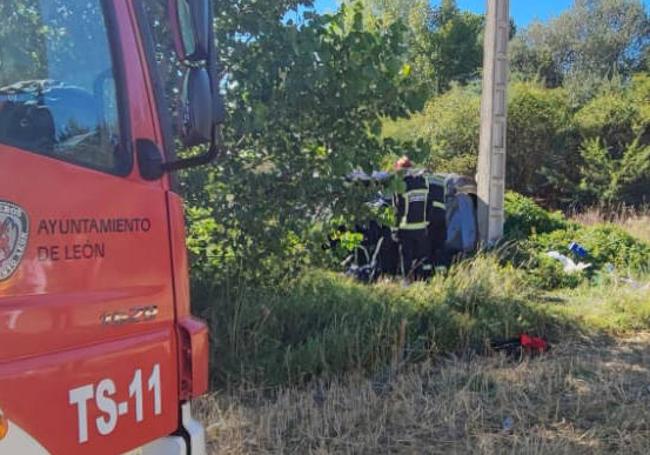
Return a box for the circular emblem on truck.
[0,201,29,282]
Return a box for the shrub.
[504,193,650,289]
[572,82,650,206]
[421,84,481,175]
[517,224,650,285]
[504,192,569,240]
[574,91,639,158]
[415,82,581,200]
[520,250,586,291]
[507,82,575,196]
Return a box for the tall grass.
[548,277,650,333]
[572,206,650,244]
[195,256,561,387]
[194,254,650,388]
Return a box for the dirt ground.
[196,333,650,454]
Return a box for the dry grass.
[622,217,650,244]
[572,208,650,244]
[196,333,650,454]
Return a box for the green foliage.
[420,84,480,175]
[427,1,485,92]
[413,82,581,198]
[381,111,428,143]
[509,25,564,88]
[575,92,640,157]
[522,252,585,291]
[571,75,650,205]
[577,138,619,203]
[504,194,650,289]
[574,225,650,273]
[350,0,484,96]
[336,231,364,252]
[507,82,576,196]
[186,1,420,287]
[504,192,568,240]
[629,73,650,130]
[389,72,650,208]
[510,0,649,89]
[519,223,650,289]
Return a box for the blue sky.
[313,0,650,27]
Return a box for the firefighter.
[392,156,432,279]
[426,175,449,266]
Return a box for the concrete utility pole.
[477,0,510,245]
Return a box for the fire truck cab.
[0,0,222,453]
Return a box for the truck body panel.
[0,0,210,453]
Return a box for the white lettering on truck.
[95,379,118,436]
[68,385,94,443]
[68,364,162,444]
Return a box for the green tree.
[428,0,484,92]
[186,2,418,286]
[348,0,484,95]
[510,0,649,94]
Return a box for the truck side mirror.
[181,67,212,146]
[163,0,226,172]
[170,0,209,62]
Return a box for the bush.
[515,223,650,286]
[521,251,585,290]
[507,82,576,196]
[504,192,569,240]
[504,194,650,289]
[575,91,639,158]
[416,82,580,199]
[401,73,650,209]
[421,84,481,175]
[572,81,650,206]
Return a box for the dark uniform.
[426,176,449,266]
[394,171,432,278]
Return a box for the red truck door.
[0,1,181,453]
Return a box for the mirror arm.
[161,125,224,172]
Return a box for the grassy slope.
[205,255,649,387]
[196,212,650,453]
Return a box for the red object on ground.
[519,333,549,353]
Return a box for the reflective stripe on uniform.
[400,179,430,229]
[399,222,429,230]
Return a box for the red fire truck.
[0,0,224,453]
